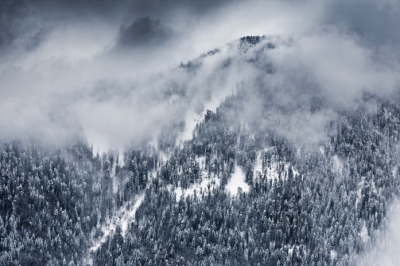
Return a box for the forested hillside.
[1,36,400,265]
[2,84,400,265]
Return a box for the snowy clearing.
[173,156,220,201]
[226,164,249,195]
[174,175,221,201]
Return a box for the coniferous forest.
[2,56,400,264]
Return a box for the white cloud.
[1,0,400,154]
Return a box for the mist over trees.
[2,56,400,264]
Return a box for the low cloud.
[357,200,400,266]
[0,0,400,154]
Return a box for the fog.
[0,0,399,154]
[357,199,400,266]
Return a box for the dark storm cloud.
[0,0,26,48]
[1,0,237,19]
[0,0,238,52]
[123,0,238,16]
[0,22,12,48]
[118,17,173,47]
[325,0,400,48]
[0,0,57,53]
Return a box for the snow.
[255,150,299,181]
[120,194,145,234]
[254,152,263,177]
[332,155,343,174]
[89,171,157,255]
[226,164,249,195]
[174,156,220,201]
[360,222,369,243]
[355,176,365,207]
[330,250,337,260]
[175,176,220,201]
[264,162,282,180]
[248,149,301,184]
[111,153,125,193]
[198,156,206,170]
[89,194,144,253]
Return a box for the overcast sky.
[0,0,400,153]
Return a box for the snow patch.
[226,164,249,195]
[197,156,206,170]
[254,150,299,181]
[356,176,365,207]
[332,155,343,174]
[330,250,337,260]
[264,162,281,180]
[360,222,369,243]
[254,152,263,177]
[175,176,220,201]
[174,156,220,201]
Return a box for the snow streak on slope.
[89,170,158,256]
[332,155,343,174]
[89,194,145,253]
[226,164,249,195]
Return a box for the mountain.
[1,36,400,265]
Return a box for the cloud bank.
[0,0,399,154]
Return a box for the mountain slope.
[1,37,400,265]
